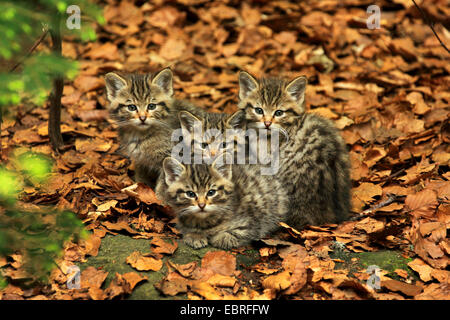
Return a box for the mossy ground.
[82,234,217,299]
[330,247,415,280]
[83,235,416,299]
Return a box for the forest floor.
[0,0,449,300]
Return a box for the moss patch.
[330,248,415,280]
[82,234,222,299]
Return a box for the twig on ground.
[411,0,450,54]
[350,194,399,221]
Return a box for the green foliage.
[0,152,87,284]
[0,0,104,108]
[0,274,6,289]
[16,151,53,183]
[0,168,21,203]
[0,0,102,287]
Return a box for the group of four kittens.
[104,68,351,250]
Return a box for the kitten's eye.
[201,142,208,149]
[254,107,264,115]
[221,142,227,148]
[147,103,157,110]
[186,191,196,198]
[274,110,284,117]
[127,105,137,111]
[207,190,216,197]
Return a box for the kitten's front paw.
[210,232,240,250]
[183,233,208,249]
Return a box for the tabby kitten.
[238,71,351,228]
[177,110,245,163]
[105,68,203,187]
[155,154,289,249]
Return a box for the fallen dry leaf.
[121,183,163,206]
[352,183,383,211]
[151,237,178,255]
[80,267,108,289]
[408,258,433,282]
[121,272,148,291]
[262,270,292,292]
[382,279,422,297]
[201,251,236,276]
[126,251,163,272]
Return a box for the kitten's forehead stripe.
[128,74,151,101]
[258,78,286,108]
[190,165,213,188]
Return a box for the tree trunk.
[48,13,64,151]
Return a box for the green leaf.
[17,152,53,183]
[0,274,7,289]
[0,168,21,201]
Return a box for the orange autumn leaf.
[121,272,148,291]
[352,182,382,211]
[126,251,163,271]
[201,251,236,276]
[151,237,178,255]
[262,271,292,292]
[405,189,438,218]
[122,183,163,206]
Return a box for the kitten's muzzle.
[198,202,206,210]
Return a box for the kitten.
[177,110,245,163]
[155,154,289,249]
[238,71,351,228]
[104,68,203,187]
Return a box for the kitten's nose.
[198,203,206,210]
[264,121,272,128]
[209,149,217,157]
[139,115,147,122]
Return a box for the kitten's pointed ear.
[285,76,307,105]
[105,72,128,101]
[212,152,233,180]
[152,68,173,97]
[179,111,202,132]
[226,110,245,129]
[163,157,185,185]
[238,71,259,100]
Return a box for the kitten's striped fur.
[155,155,289,249]
[105,68,204,187]
[178,110,245,162]
[238,71,351,228]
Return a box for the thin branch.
[350,194,399,221]
[411,0,450,54]
[9,28,49,73]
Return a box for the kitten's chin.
[134,122,151,129]
[248,123,289,141]
[118,122,150,131]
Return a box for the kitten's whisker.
[178,207,198,217]
[277,128,289,142]
[273,127,290,143]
